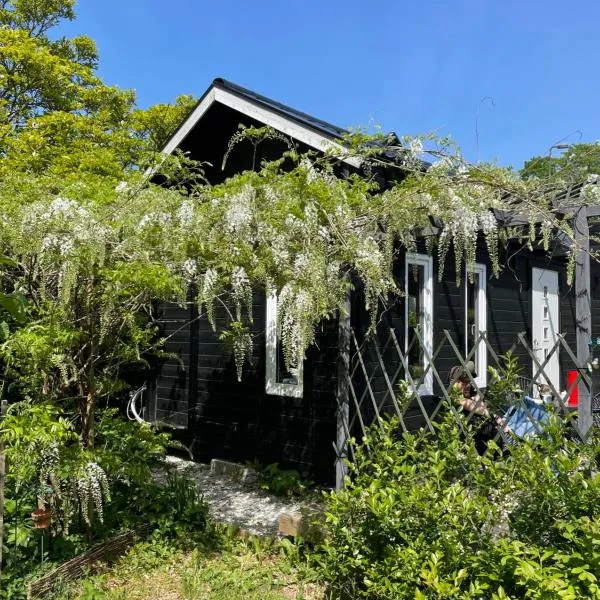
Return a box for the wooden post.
[187,285,199,430]
[574,205,592,437]
[0,398,7,577]
[335,293,351,490]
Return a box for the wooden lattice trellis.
[333,327,594,487]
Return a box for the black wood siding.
[156,292,339,484]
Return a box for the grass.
[63,528,324,600]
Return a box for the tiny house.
[149,78,598,484]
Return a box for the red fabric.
[566,370,579,407]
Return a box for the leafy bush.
[94,408,171,485]
[0,402,183,597]
[312,411,600,599]
[256,462,309,497]
[100,472,210,548]
[485,350,524,414]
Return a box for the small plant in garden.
[486,350,524,414]
[258,463,309,498]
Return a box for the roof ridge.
[212,77,348,140]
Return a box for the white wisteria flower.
[177,199,195,228]
[225,185,254,233]
[182,258,198,280]
[139,212,171,229]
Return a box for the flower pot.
[31,508,52,529]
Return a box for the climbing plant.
[0,0,597,476]
[1,131,598,437]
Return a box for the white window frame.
[405,253,434,395]
[265,291,303,398]
[465,263,487,389]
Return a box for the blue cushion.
[504,396,550,439]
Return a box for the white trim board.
[265,291,303,398]
[465,263,487,389]
[405,253,434,395]
[161,85,361,167]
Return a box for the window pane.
[265,291,303,397]
[407,264,425,384]
[466,273,479,370]
[276,341,299,385]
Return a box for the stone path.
[157,456,304,537]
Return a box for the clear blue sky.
[59,0,600,169]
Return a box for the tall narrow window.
[464,263,487,388]
[265,292,303,398]
[405,254,433,394]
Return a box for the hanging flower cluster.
[231,266,252,322]
[12,195,109,305]
[75,461,111,525]
[277,284,316,370]
[200,268,219,330]
[582,175,600,203]
[225,185,255,234]
[233,327,253,382]
[38,442,59,493]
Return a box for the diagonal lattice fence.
[334,328,595,479]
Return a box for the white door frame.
[531,267,560,395]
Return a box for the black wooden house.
[149,78,599,485]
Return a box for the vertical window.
[265,291,303,397]
[464,263,487,388]
[405,254,433,394]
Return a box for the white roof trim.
[162,85,360,167]
[162,88,216,156]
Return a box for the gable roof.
[161,78,361,167]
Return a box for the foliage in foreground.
[250,461,312,498]
[313,412,600,599]
[0,410,200,599]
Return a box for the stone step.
[278,507,325,543]
[209,458,258,483]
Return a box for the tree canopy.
[520,142,600,182]
[0,0,196,179]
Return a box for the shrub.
[312,411,600,599]
[94,407,171,485]
[0,402,186,597]
[258,463,309,497]
[127,473,210,544]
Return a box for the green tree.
[521,143,600,182]
[0,0,195,178]
[0,0,197,450]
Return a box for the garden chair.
[516,375,533,397]
[502,396,550,442]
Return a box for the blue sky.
[59,0,600,169]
